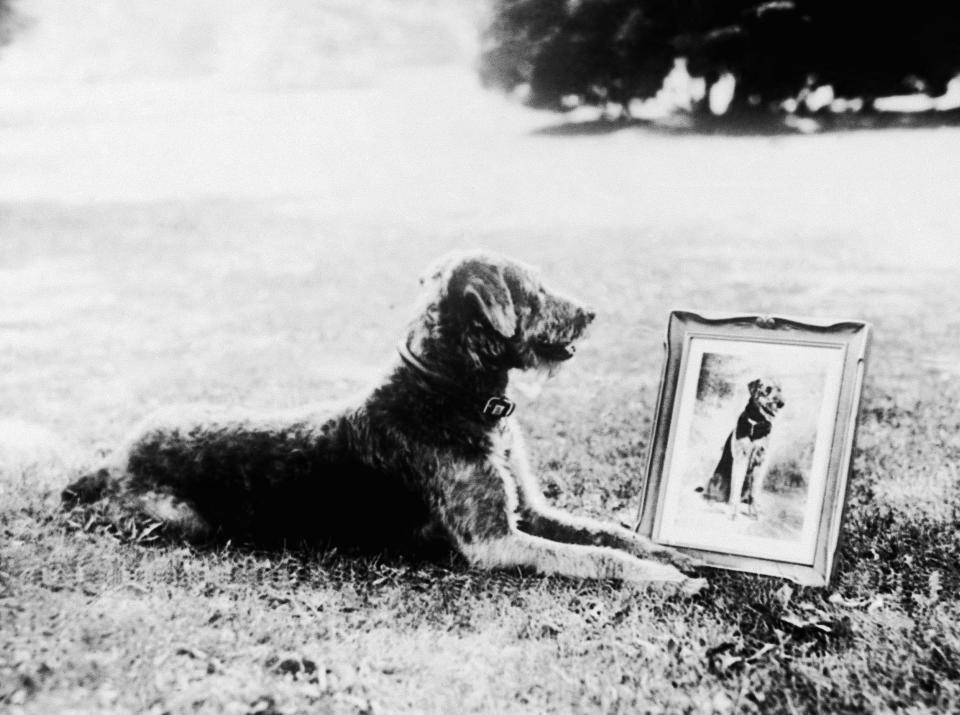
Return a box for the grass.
[2,20,960,702]
[1,199,959,713]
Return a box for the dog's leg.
[745,447,770,519]
[498,423,701,573]
[728,438,751,520]
[435,459,702,590]
[64,430,213,540]
[129,490,212,541]
[62,467,119,507]
[459,531,703,591]
[516,504,702,573]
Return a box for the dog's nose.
[581,308,596,324]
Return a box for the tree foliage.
[1,0,18,48]
[480,0,960,114]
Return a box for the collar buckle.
[482,396,516,419]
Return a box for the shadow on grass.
[532,108,960,138]
[58,496,462,572]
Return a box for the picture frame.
[637,310,872,586]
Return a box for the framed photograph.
[637,311,871,586]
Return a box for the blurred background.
[0,0,479,83]
[1,0,958,472]
[1,0,958,478]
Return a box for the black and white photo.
[2,0,958,710]
[639,311,871,585]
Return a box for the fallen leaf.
[774,583,793,608]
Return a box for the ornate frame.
[637,310,872,586]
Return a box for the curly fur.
[63,250,702,589]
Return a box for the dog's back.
[64,406,439,552]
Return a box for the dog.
[63,251,703,590]
[698,377,785,520]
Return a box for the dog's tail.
[61,468,114,508]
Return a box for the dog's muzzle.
[534,342,577,361]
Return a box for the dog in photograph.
[698,377,785,520]
[63,251,703,591]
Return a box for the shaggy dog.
[63,251,702,590]
[699,377,785,519]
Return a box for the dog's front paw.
[633,535,703,573]
[679,577,709,597]
[652,545,705,574]
[647,575,710,598]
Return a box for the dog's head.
[416,251,595,371]
[748,377,785,418]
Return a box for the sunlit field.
[2,2,960,712]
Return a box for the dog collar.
[742,416,771,441]
[397,339,516,420]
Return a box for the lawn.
[2,52,960,715]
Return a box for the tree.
[682,2,815,112]
[481,0,960,116]
[481,0,677,112]
[806,0,960,109]
[1,0,18,49]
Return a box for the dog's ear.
[748,378,762,396]
[461,264,517,338]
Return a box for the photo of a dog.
[697,377,785,520]
[654,343,843,562]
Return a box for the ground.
[2,30,960,715]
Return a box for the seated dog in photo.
[698,377,785,519]
[62,251,702,591]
